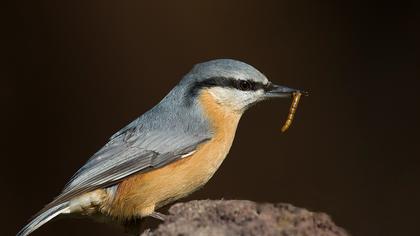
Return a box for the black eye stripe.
[238,80,252,91]
[189,77,268,96]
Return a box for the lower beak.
[265,84,308,98]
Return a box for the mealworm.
[281,92,302,132]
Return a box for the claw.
[150,211,167,221]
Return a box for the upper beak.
[264,83,309,98]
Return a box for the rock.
[141,200,349,236]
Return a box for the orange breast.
[104,90,242,220]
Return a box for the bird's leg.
[150,211,167,221]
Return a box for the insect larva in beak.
[281,92,302,132]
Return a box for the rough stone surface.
[141,200,349,236]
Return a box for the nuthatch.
[18,59,304,235]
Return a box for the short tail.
[17,202,70,236]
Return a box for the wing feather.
[38,129,210,215]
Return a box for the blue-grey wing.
[42,125,210,210]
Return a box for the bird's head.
[180,59,305,114]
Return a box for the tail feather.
[17,202,70,236]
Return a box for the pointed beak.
[264,83,309,98]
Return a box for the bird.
[17,59,304,236]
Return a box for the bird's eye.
[238,80,252,91]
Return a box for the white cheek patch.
[207,87,262,112]
[207,87,235,103]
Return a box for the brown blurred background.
[2,1,419,236]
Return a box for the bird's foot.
[150,211,167,221]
